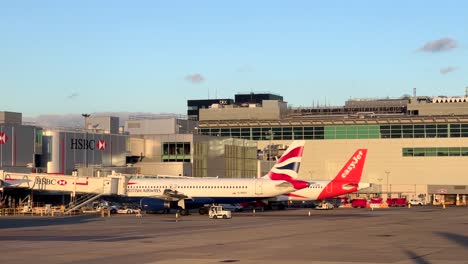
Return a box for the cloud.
[67,93,79,99]
[419,38,457,52]
[185,74,205,84]
[440,67,457,74]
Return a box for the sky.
[1,1,467,118]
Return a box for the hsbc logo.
[96,140,106,151]
[57,179,67,186]
[0,132,8,144]
[70,138,107,151]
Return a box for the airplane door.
[255,179,263,195]
[326,182,333,193]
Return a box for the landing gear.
[178,208,189,216]
[199,207,209,215]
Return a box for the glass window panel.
[426,125,436,137]
[414,148,425,156]
[437,148,449,156]
[390,130,401,138]
[461,147,468,156]
[381,130,390,139]
[425,148,437,156]
[357,126,369,133]
[402,148,413,157]
[449,147,461,156]
[335,134,347,139]
[335,126,346,133]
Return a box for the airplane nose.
[290,180,309,190]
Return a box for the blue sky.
[1,1,467,117]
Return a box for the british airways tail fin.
[262,141,306,189]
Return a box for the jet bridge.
[0,170,129,196]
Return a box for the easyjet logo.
[0,132,8,144]
[341,150,363,179]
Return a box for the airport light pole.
[385,170,390,197]
[82,113,91,168]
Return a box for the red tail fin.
[317,149,367,199]
[335,149,367,184]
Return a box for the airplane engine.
[140,198,171,212]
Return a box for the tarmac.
[0,206,467,264]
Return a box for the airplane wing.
[150,189,190,202]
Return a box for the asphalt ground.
[0,206,467,264]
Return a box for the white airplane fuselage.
[127,177,303,204]
[279,181,371,201]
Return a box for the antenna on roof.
[413,87,416,97]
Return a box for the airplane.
[125,140,309,216]
[275,149,370,204]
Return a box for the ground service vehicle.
[408,199,425,206]
[351,198,367,208]
[387,198,407,207]
[208,205,232,219]
[314,201,334,210]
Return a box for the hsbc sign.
[35,177,68,186]
[70,138,107,151]
[97,140,106,150]
[0,132,8,144]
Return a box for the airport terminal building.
[193,92,468,205]
[2,91,468,206]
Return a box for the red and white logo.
[57,179,67,186]
[0,132,8,144]
[96,140,107,151]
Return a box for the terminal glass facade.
[403,147,468,157]
[198,123,468,140]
